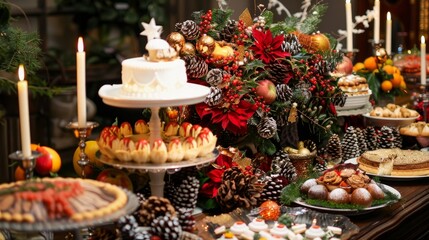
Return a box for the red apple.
[335,56,353,75]
[96,168,133,191]
[255,80,277,104]
[34,147,53,176]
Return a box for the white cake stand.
[98,82,216,197]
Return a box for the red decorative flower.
[196,100,257,135]
[200,154,236,199]
[250,28,290,64]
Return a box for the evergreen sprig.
[299,3,328,34]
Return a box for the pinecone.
[365,126,379,150]
[151,213,182,240]
[282,33,302,55]
[331,91,348,107]
[271,150,297,182]
[313,58,330,75]
[258,176,285,203]
[392,127,402,148]
[276,84,293,102]
[116,215,139,240]
[206,68,225,87]
[177,208,196,232]
[257,116,277,139]
[170,176,200,210]
[341,126,360,161]
[326,134,342,163]
[138,196,176,226]
[204,87,223,106]
[276,111,288,128]
[183,55,208,79]
[268,62,292,84]
[355,127,368,155]
[216,167,264,212]
[133,192,147,225]
[134,230,152,240]
[379,126,395,149]
[313,160,327,173]
[303,140,317,152]
[219,20,237,42]
[175,20,200,40]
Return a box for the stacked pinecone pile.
[216,167,264,212]
[378,126,402,149]
[341,126,360,161]
[258,175,286,204]
[270,150,297,182]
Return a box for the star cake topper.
[140,18,162,40]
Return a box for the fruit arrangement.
[353,54,406,104]
[369,103,419,118]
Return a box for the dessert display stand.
[98,83,217,197]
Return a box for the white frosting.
[230,221,249,235]
[248,218,268,232]
[121,57,187,97]
[270,223,290,237]
[305,225,325,239]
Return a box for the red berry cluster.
[199,10,212,34]
[234,20,249,45]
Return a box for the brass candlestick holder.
[9,150,41,180]
[67,121,99,179]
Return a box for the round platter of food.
[281,164,401,216]
[363,104,420,128]
[345,148,429,180]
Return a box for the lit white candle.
[17,65,32,157]
[76,37,87,128]
[346,0,353,52]
[422,36,427,85]
[386,12,392,55]
[374,0,380,44]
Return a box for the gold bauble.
[180,42,196,56]
[298,147,311,155]
[196,34,216,56]
[375,47,387,65]
[166,32,185,52]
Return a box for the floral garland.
[168,3,345,156]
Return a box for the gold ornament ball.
[375,47,387,64]
[180,42,196,56]
[196,35,216,56]
[166,32,185,52]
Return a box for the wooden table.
[348,179,429,240]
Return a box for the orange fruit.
[382,65,395,75]
[381,80,393,92]
[14,166,26,181]
[353,62,365,72]
[364,57,378,72]
[391,73,403,88]
[400,78,407,89]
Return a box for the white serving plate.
[335,90,372,111]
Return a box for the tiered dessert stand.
[98,82,218,197]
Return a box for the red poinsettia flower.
[250,28,290,64]
[196,100,257,135]
[200,154,236,199]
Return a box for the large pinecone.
[170,176,200,210]
[216,167,264,212]
[151,213,182,240]
[326,134,342,163]
[379,126,395,149]
[175,20,200,40]
[183,55,208,79]
[355,127,368,155]
[258,176,285,204]
[282,33,302,56]
[206,68,225,87]
[365,126,379,150]
[271,150,297,182]
[133,193,147,225]
[219,20,237,42]
[276,84,293,102]
[116,215,140,240]
[257,116,277,139]
[204,87,223,106]
[268,62,292,84]
[392,127,402,148]
[138,196,176,226]
[341,126,360,161]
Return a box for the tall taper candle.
[17,65,31,157]
[374,0,380,44]
[386,12,392,55]
[421,36,426,85]
[346,0,353,52]
[77,37,87,128]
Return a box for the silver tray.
[0,189,139,232]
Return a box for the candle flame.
[422,36,426,44]
[78,37,84,52]
[346,0,350,4]
[18,64,25,81]
[387,12,391,21]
